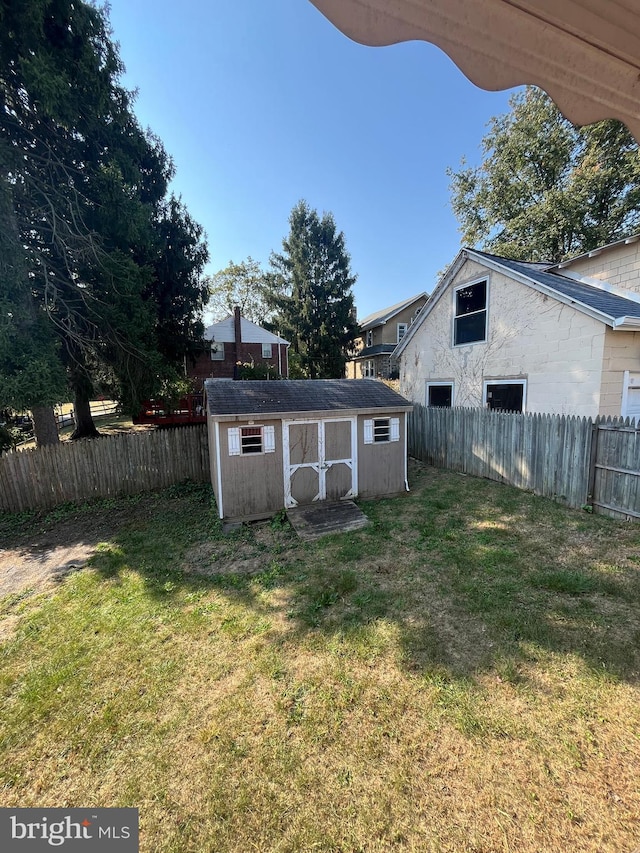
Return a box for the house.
[204,379,412,521]
[187,307,290,388]
[394,236,640,419]
[346,293,427,380]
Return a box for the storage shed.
[204,379,413,521]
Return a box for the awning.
[309,0,640,141]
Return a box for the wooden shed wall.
[216,418,285,519]
[357,412,407,498]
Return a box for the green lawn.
[1,463,639,852]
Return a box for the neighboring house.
[204,379,412,521]
[346,293,428,380]
[188,307,290,388]
[395,236,640,419]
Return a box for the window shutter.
[364,419,373,444]
[264,425,276,453]
[228,427,241,456]
[390,417,400,442]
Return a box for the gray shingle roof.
[352,344,397,358]
[473,250,640,322]
[205,379,412,416]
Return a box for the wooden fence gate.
[590,419,640,520]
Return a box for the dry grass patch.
[0,468,639,851]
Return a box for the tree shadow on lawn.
[86,468,640,686]
[4,470,640,686]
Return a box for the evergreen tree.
[0,0,208,441]
[267,201,357,379]
[448,87,640,263]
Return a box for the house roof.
[550,234,640,270]
[473,250,640,326]
[393,246,640,360]
[204,379,412,417]
[359,293,427,332]
[204,315,289,346]
[352,344,397,359]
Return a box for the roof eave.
[612,316,640,330]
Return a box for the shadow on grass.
[4,468,640,686]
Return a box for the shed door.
[283,418,356,508]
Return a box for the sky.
[107,0,520,322]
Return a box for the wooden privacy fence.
[0,425,209,513]
[409,405,640,520]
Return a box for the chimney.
[233,306,242,374]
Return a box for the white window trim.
[397,322,408,343]
[210,341,225,361]
[365,330,373,347]
[228,424,276,456]
[483,379,527,413]
[262,343,273,358]
[452,277,489,348]
[426,381,455,407]
[361,359,375,378]
[363,417,400,444]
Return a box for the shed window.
[364,417,400,444]
[228,425,276,456]
[454,280,487,346]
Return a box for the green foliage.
[448,86,640,262]
[266,200,358,378]
[206,257,271,324]
[236,360,281,380]
[0,0,208,423]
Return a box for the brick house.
[188,307,290,388]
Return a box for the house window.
[365,330,373,347]
[427,382,453,407]
[364,417,400,444]
[228,425,276,456]
[210,342,225,361]
[361,360,375,378]
[484,380,526,413]
[454,280,487,346]
[397,323,408,343]
[262,343,272,358]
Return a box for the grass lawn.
[0,461,639,852]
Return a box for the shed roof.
[205,379,412,417]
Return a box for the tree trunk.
[70,383,101,440]
[32,406,60,447]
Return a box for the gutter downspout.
[404,412,410,492]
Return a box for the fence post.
[587,417,599,507]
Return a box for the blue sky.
[107,0,519,321]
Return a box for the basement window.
[228,425,276,456]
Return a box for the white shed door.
[283,418,356,508]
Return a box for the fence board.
[0,425,209,513]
